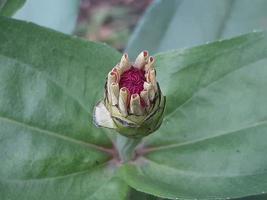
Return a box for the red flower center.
[119,66,145,95]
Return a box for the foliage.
[14,0,80,34]
[126,0,267,58]
[0,0,26,16]
[1,0,267,199]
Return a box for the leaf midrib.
[0,53,115,154]
[143,119,267,153]
[156,0,183,52]
[1,160,111,182]
[215,0,235,39]
[0,54,89,114]
[139,157,267,178]
[163,44,264,121]
[164,60,241,121]
[0,115,113,154]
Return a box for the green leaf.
[120,32,267,199]
[0,16,128,199]
[0,0,26,16]
[14,0,80,34]
[126,0,267,58]
[129,188,164,200]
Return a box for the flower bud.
[93,51,166,138]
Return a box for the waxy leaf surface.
[0,0,26,16]
[120,32,267,199]
[126,0,267,58]
[0,17,129,200]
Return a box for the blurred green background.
[14,0,152,51]
[14,0,267,56]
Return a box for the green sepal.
[94,91,166,138]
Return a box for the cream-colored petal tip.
[93,101,116,129]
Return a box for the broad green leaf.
[0,0,26,16]
[126,0,267,58]
[14,0,80,34]
[0,17,128,199]
[120,32,267,199]
[236,194,267,200]
[129,189,164,200]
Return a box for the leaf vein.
[139,157,267,178]
[0,115,113,154]
[143,119,267,153]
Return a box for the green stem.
[116,135,141,163]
